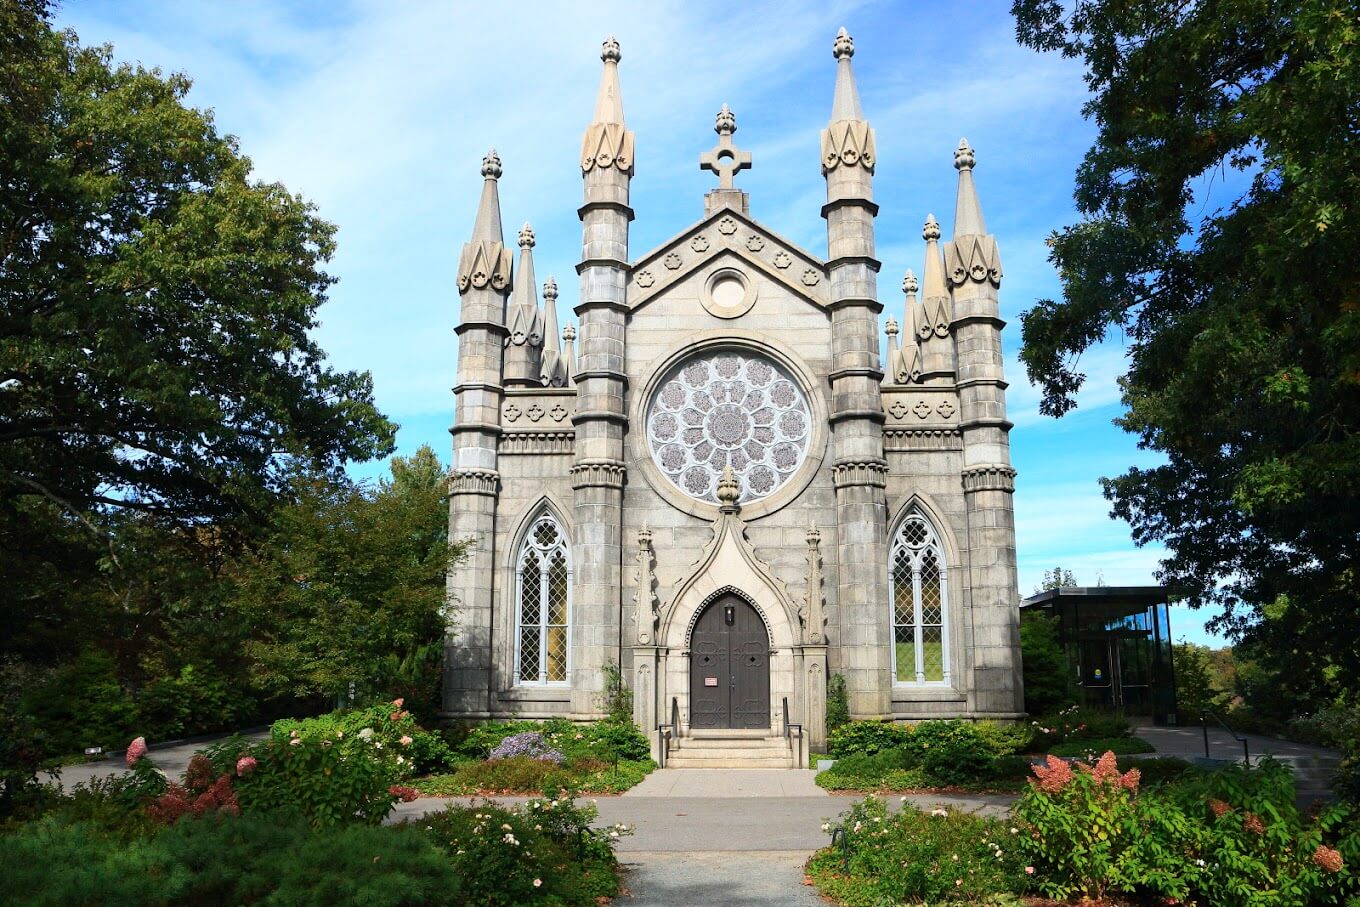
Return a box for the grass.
[413,757,655,796]
[1046,736,1156,757]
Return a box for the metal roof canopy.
[1021,586,1178,620]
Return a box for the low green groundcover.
[416,756,655,796]
[1046,735,1155,757]
[817,720,1033,791]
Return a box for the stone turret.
[918,214,955,383]
[572,36,634,717]
[446,149,513,716]
[821,27,890,720]
[943,138,1021,716]
[893,270,923,384]
[504,223,545,386]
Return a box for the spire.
[952,139,987,237]
[560,322,576,386]
[506,224,543,338]
[822,27,875,177]
[456,150,511,296]
[830,27,863,121]
[540,277,570,387]
[896,270,923,383]
[882,316,900,388]
[582,37,634,174]
[920,214,951,338]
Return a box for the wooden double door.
[689,594,770,729]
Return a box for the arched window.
[890,512,950,684]
[515,514,570,685]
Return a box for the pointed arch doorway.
[689,594,770,729]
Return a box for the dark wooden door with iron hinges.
[689,594,770,729]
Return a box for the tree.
[1020,611,1078,715]
[1035,567,1078,595]
[235,446,463,712]
[0,0,394,539]
[1011,0,1360,684]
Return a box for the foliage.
[974,720,1037,757]
[598,661,632,724]
[1029,703,1132,747]
[452,718,649,764]
[1175,640,1233,719]
[1034,567,1077,593]
[1019,612,1077,716]
[902,720,996,787]
[808,797,1029,905]
[233,735,397,829]
[488,732,564,764]
[16,650,139,756]
[416,756,656,797]
[825,673,849,736]
[0,812,460,906]
[828,720,910,758]
[1288,705,1360,751]
[135,662,257,742]
[1011,0,1360,688]
[271,699,452,778]
[1046,735,1155,757]
[419,796,629,906]
[817,720,1034,791]
[236,446,460,704]
[144,754,239,825]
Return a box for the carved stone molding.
[883,429,964,451]
[831,459,889,489]
[581,122,635,175]
[802,524,825,645]
[448,469,499,497]
[945,235,1003,289]
[821,120,876,174]
[961,464,1017,493]
[499,432,574,455]
[570,460,627,490]
[456,240,511,293]
[634,527,657,645]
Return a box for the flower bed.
[817,719,1033,792]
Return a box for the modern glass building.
[1020,586,1179,726]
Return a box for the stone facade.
[444,30,1025,749]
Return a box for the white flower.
[533,879,542,888]
[610,830,619,839]
[503,833,518,845]
[358,728,374,740]
[821,823,831,833]
[932,808,948,817]
[1010,827,1019,835]
[501,823,512,831]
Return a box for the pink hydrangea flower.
[399,735,413,746]
[125,736,148,767]
[235,755,257,776]
[1030,754,1073,794]
[391,698,404,708]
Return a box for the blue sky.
[58,0,1227,645]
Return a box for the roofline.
[1020,585,1180,608]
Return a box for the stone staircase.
[665,728,797,769]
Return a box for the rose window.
[646,351,811,504]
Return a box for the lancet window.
[890,512,950,684]
[515,514,570,685]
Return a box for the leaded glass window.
[645,350,812,504]
[515,515,570,685]
[890,513,950,684]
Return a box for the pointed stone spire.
[581,36,634,174]
[896,270,923,384]
[882,316,901,387]
[456,150,512,297]
[560,322,576,386]
[919,215,955,381]
[822,27,875,177]
[540,277,569,387]
[504,223,544,385]
[945,139,1003,288]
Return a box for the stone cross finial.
[954,137,976,171]
[601,35,621,63]
[902,269,919,295]
[923,214,941,242]
[833,27,854,60]
[716,464,741,509]
[543,276,558,300]
[700,105,753,190]
[884,316,899,337]
[518,222,535,248]
[481,149,502,179]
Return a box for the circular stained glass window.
[646,351,811,504]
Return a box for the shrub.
[145,754,239,825]
[234,735,397,828]
[808,797,1028,905]
[270,699,450,778]
[974,720,1036,757]
[816,749,922,791]
[599,661,633,723]
[1029,704,1130,747]
[903,721,994,787]
[1289,705,1360,751]
[1020,612,1077,715]
[825,673,849,735]
[1132,756,1196,788]
[18,650,138,756]
[416,757,656,796]
[489,731,564,764]
[136,663,255,742]
[828,720,909,758]
[420,796,628,906]
[1047,735,1156,757]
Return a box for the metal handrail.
[1200,708,1250,765]
[656,696,679,768]
[782,697,804,769]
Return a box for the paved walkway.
[1138,723,1340,763]
[52,732,267,791]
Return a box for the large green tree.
[1012,1,1360,684]
[0,0,394,539]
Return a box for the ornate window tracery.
[890,512,950,684]
[515,514,570,685]
[645,350,811,504]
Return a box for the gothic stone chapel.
[444,29,1024,762]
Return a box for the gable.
[627,207,829,311]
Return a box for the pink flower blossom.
[1030,754,1073,794]
[388,785,420,803]
[125,736,148,767]
[399,735,413,746]
[1091,751,1120,784]
[391,698,404,708]
[1314,845,1343,873]
[1025,866,1035,875]
[235,755,257,777]
[532,879,542,888]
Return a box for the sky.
[57,0,1228,646]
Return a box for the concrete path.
[1138,724,1340,762]
[617,851,826,907]
[52,732,267,791]
[624,767,825,798]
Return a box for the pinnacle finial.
[806,522,821,545]
[902,269,919,295]
[543,276,558,300]
[923,214,941,242]
[481,149,502,179]
[715,103,736,136]
[885,316,899,336]
[954,138,975,171]
[833,27,854,60]
[716,465,741,507]
[601,35,621,63]
[562,323,576,342]
[518,222,535,248]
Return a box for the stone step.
[666,734,796,768]
[666,755,794,769]
[671,746,789,759]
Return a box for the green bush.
[974,720,1036,757]
[903,721,994,787]
[420,796,628,906]
[816,749,923,791]
[451,718,649,764]
[1020,612,1077,715]
[271,700,453,778]
[0,812,461,906]
[234,735,397,828]
[136,663,255,741]
[1128,756,1196,788]
[828,720,910,758]
[19,650,138,756]
[1289,705,1360,751]
[825,673,849,735]
[1030,704,1131,747]
[1047,736,1156,757]
[808,797,1028,905]
[415,756,656,796]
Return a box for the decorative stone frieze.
[456,240,511,293]
[831,459,888,489]
[569,460,627,489]
[961,464,1018,493]
[499,432,574,455]
[448,469,498,497]
[945,234,1003,288]
[883,428,963,451]
[882,389,960,426]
